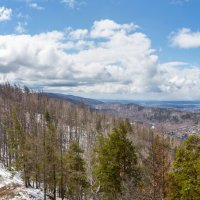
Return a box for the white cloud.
[91,19,138,38]
[0,19,200,99]
[29,3,45,10]
[170,28,200,48]
[15,22,27,34]
[0,7,12,22]
[69,29,88,40]
[62,0,76,8]
[156,62,200,99]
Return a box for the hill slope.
[46,93,104,105]
[92,103,200,137]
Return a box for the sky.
[0,0,200,100]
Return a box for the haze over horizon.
[0,0,200,100]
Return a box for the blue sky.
[0,0,200,100]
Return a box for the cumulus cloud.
[0,7,12,22]
[69,29,88,40]
[170,28,200,48]
[0,19,200,99]
[90,19,138,38]
[156,62,200,99]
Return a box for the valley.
[47,93,200,140]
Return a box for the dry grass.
[0,183,21,199]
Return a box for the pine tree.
[44,110,59,199]
[167,135,200,200]
[65,141,89,200]
[93,122,141,200]
[11,109,32,187]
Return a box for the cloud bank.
[0,19,200,99]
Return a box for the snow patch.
[0,162,52,200]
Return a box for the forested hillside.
[93,103,200,130]
[0,84,199,200]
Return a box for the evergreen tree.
[93,122,141,200]
[44,110,59,199]
[11,110,32,187]
[167,135,200,200]
[65,141,89,200]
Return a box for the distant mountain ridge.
[46,93,200,136]
[46,93,104,106]
[46,93,200,113]
[101,100,200,113]
[46,93,200,123]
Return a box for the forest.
[0,83,199,200]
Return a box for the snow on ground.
[0,163,23,188]
[0,163,51,200]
